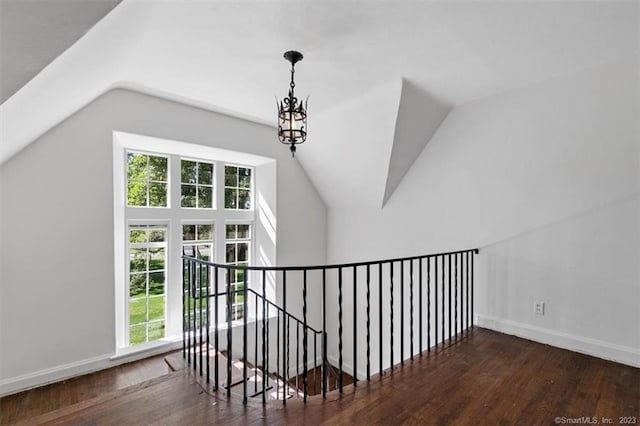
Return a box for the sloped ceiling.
[1,0,637,207]
[0,0,122,104]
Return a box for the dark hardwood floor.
[0,352,172,424]
[2,328,638,425]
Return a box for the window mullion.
[166,154,183,338]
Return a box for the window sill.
[112,335,182,361]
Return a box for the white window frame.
[113,131,277,356]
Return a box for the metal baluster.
[254,287,258,394]
[419,258,423,355]
[314,332,317,394]
[410,259,414,360]
[427,257,431,351]
[455,252,458,338]
[296,322,299,398]
[366,264,371,381]
[192,260,197,370]
[441,255,445,347]
[322,269,327,399]
[287,315,290,399]
[262,270,266,404]
[379,262,383,376]
[282,271,287,404]
[466,251,470,333]
[214,266,219,391]
[183,258,187,361]
[400,261,404,365]
[243,268,248,403]
[448,253,452,342]
[390,262,394,369]
[206,265,210,384]
[461,253,464,332]
[303,269,308,402]
[353,265,357,387]
[266,295,270,390]
[226,267,232,397]
[435,255,439,347]
[276,309,280,401]
[472,251,476,328]
[199,263,203,377]
[338,267,343,393]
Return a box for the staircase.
[165,346,348,403]
[182,247,479,404]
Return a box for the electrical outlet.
[534,301,545,315]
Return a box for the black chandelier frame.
[277,50,308,157]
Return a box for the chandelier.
[277,50,308,157]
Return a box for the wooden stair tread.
[166,350,246,390]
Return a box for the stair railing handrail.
[182,247,479,272]
[188,287,322,335]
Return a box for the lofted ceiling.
[0,0,122,104]
[0,0,637,207]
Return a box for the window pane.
[181,160,197,184]
[239,168,251,188]
[196,225,212,241]
[238,190,251,210]
[149,229,166,242]
[130,249,147,273]
[198,162,214,185]
[182,224,196,241]
[237,224,250,239]
[197,244,211,261]
[225,189,237,209]
[129,273,146,297]
[183,244,196,257]
[149,183,167,207]
[149,249,165,271]
[130,229,147,243]
[129,297,146,325]
[148,320,165,341]
[129,324,146,345]
[149,156,168,181]
[149,271,165,294]
[198,186,213,208]
[226,224,237,239]
[127,180,147,206]
[225,166,237,186]
[127,153,148,181]
[226,244,236,263]
[181,184,196,208]
[237,243,248,262]
[148,295,164,320]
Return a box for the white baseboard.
[326,355,369,381]
[476,314,640,368]
[0,341,182,397]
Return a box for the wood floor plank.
[2,329,638,425]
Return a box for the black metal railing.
[183,248,479,404]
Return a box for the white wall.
[0,88,327,394]
[325,56,639,369]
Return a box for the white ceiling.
[0,0,122,104]
[1,1,638,179]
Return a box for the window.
[127,152,168,207]
[128,225,167,345]
[114,132,276,353]
[224,165,252,209]
[225,224,251,320]
[181,160,214,208]
[182,224,214,260]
